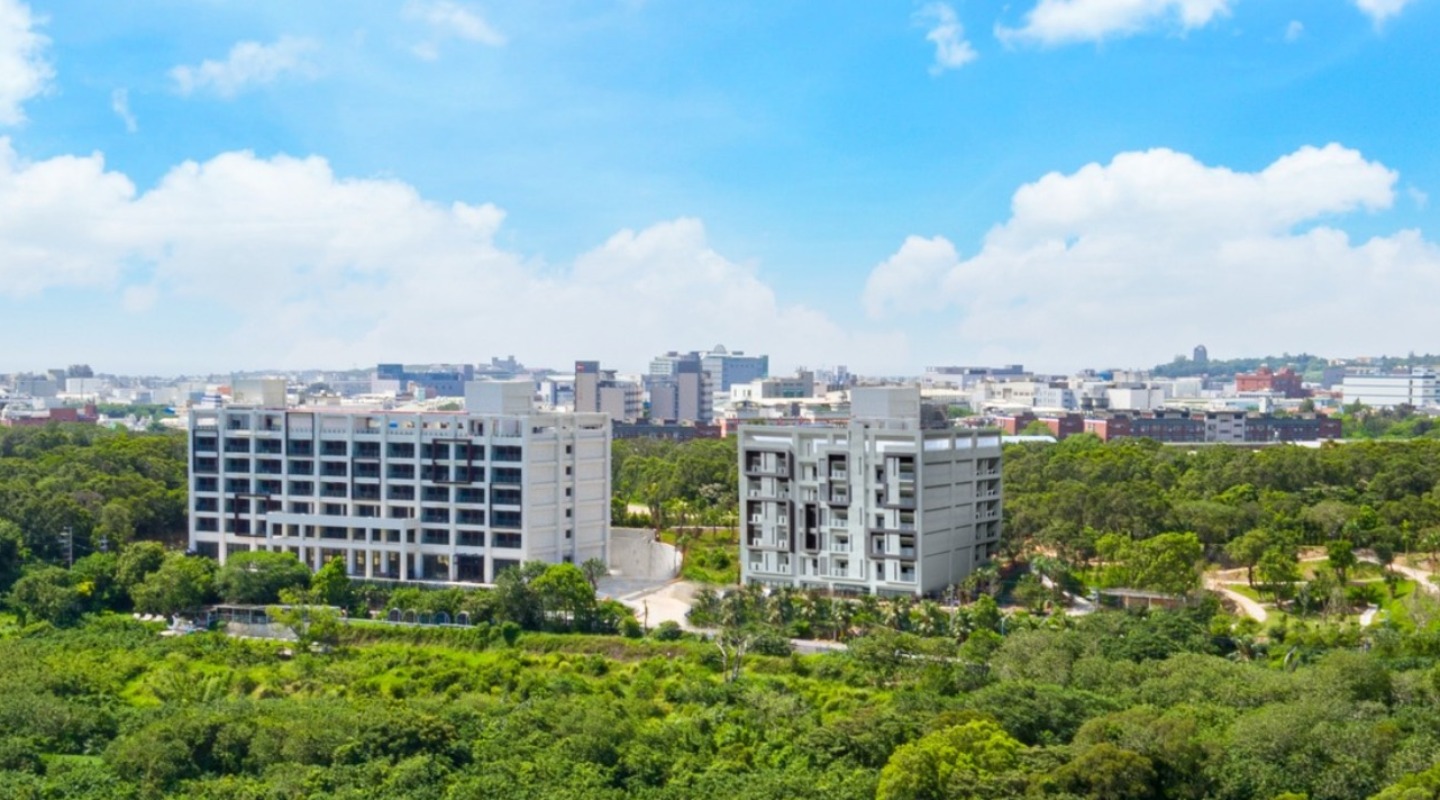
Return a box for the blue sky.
[1,0,1437,375]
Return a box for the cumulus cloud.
[864,236,957,319]
[1284,20,1304,41]
[1354,0,1417,24]
[0,138,137,294]
[111,88,137,132]
[0,0,52,125]
[998,0,1234,45]
[916,3,978,74]
[171,37,319,98]
[862,144,1439,369]
[404,0,505,60]
[0,144,900,371]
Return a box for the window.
[565,508,572,519]
[564,487,572,497]
[565,445,572,455]
[565,466,572,476]
[565,528,573,540]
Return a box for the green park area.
[7,426,1440,797]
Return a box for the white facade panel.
[738,421,1002,597]
[188,406,610,585]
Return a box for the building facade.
[188,400,610,585]
[701,346,768,421]
[1235,366,1306,398]
[1342,369,1439,409]
[738,388,1002,596]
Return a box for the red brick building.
[1235,366,1307,398]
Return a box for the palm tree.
[580,557,607,591]
[856,593,882,632]
[916,600,947,638]
[886,595,913,632]
[832,600,854,641]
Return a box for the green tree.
[1257,547,1302,601]
[215,550,311,605]
[876,719,1022,800]
[0,520,27,594]
[531,562,597,629]
[270,587,343,651]
[1052,743,1158,800]
[130,553,215,615]
[71,551,123,612]
[7,566,82,626]
[1326,539,1357,585]
[1226,528,1274,587]
[310,557,356,611]
[581,557,608,590]
[115,541,167,595]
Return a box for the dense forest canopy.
[1003,435,1440,561]
[0,426,188,562]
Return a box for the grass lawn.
[1221,582,1265,602]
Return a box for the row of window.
[198,437,527,460]
[194,471,527,494]
[193,517,539,548]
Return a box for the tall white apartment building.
[187,384,610,584]
[739,387,1002,596]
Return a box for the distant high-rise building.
[700,345,768,421]
[574,361,601,413]
[1193,345,1209,365]
[648,359,703,423]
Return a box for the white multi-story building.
[1342,369,1439,409]
[187,383,610,584]
[738,387,1002,596]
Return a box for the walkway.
[1204,576,1269,623]
[1358,554,1440,596]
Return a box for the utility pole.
[62,526,74,568]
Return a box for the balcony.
[884,494,917,510]
[743,451,792,478]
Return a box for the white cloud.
[171,37,319,98]
[864,236,957,318]
[916,3,978,74]
[111,88,137,132]
[404,0,505,60]
[998,0,1234,45]
[0,138,139,295]
[1284,20,1304,41]
[1354,0,1417,24]
[0,145,900,371]
[862,144,1439,369]
[0,0,52,125]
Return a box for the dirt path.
[1355,553,1439,596]
[1205,576,1269,623]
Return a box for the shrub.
[652,620,684,641]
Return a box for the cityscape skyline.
[2,1,1438,374]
